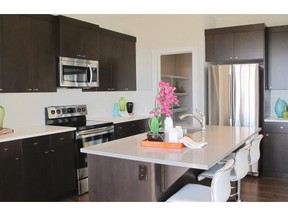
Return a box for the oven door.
[75,126,114,170]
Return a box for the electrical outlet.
[138,164,148,181]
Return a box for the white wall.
[1,14,288,129]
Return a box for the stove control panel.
[45,105,88,119]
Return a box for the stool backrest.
[211,159,235,202]
[233,143,251,181]
[249,134,264,165]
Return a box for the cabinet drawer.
[264,122,288,133]
[0,140,22,159]
[50,132,74,148]
[22,135,50,153]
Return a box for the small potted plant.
[147,80,179,142]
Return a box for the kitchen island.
[81,125,261,201]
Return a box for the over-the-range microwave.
[58,56,99,88]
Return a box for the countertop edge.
[265,117,288,122]
[0,125,76,143]
[81,148,209,170]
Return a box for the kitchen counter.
[265,117,288,122]
[92,114,149,124]
[0,125,76,143]
[81,125,261,170]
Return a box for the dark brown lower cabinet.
[22,132,76,201]
[50,132,76,199]
[0,140,24,201]
[262,122,288,178]
[112,119,148,140]
[22,135,51,201]
[263,133,288,178]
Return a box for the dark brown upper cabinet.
[89,28,136,91]
[2,15,57,93]
[267,25,288,90]
[205,23,265,63]
[57,15,99,60]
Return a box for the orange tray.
[140,139,184,149]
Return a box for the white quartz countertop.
[81,125,261,170]
[265,117,288,122]
[91,115,149,124]
[0,125,76,143]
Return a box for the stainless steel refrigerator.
[208,63,260,175]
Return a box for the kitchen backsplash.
[270,90,288,117]
[0,89,154,129]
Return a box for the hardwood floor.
[241,175,288,202]
[63,175,288,202]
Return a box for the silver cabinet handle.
[59,137,65,141]
[33,88,39,91]
[33,142,38,146]
[27,88,33,91]
[50,149,55,153]
[3,147,9,151]
[44,151,50,154]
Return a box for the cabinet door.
[97,30,115,90]
[22,136,51,201]
[113,119,149,140]
[95,28,136,91]
[59,22,80,58]
[205,33,233,62]
[117,39,136,91]
[2,15,34,92]
[233,30,264,61]
[0,15,3,92]
[79,27,99,60]
[59,17,99,60]
[267,27,288,90]
[263,133,288,178]
[0,140,24,201]
[50,132,76,199]
[32,16,57,92]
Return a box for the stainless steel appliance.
[45,105,114,195]
[58,57,99,88]
[208,63,260,175]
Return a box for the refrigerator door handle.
[228,66,233,126]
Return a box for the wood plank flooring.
[241,175,288,202]
[63,175,288,202]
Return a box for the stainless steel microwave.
[58,57,99,88]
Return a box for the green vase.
[0,105,5,129]
[118,97,126,111]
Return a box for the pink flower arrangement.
[150,80,179,117]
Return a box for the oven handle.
[76,126,114,140]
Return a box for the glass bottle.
[118,97,126,112]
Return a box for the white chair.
[249,134,264,167]
[198,143,251,202]
[166,159,235,202]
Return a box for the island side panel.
[87,154,158,201]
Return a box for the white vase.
[164,116,173,133]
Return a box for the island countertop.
[81,125,261,170]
